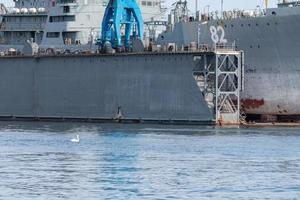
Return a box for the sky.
[1,0,278,11]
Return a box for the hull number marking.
[210,25,228,43]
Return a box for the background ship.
[157,0,300,121]
[0,0,166,51]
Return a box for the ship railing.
[149,43,237,53]
[201,8,265,22]
[222,9,265,20]
[197,44,215,52]
[213,43,236,52]
[0,22,45,31]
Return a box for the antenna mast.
[265,0,269,9]
[221,0,224,18]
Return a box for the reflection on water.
[0,121,300,199]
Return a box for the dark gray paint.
[0,53,213,122]
[158,12,300,115]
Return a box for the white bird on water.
[71,134,80,143]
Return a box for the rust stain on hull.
[241,99,265,110]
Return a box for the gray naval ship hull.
[0,53,213,124]
[158,11,300,116]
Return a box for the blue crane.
[99,0,144,51]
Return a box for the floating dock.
[0,47,244,125]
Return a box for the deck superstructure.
[0,0,166,50]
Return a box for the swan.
[71,134,80,143]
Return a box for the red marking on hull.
[241,99,265,110]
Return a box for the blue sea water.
[0,122,299,199]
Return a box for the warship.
[0,0,298,123]
[0,0,166,50]
[158,0,300,121]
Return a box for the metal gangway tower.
[194,44,244,125]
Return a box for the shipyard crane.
[99,0,144,52]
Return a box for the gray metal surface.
[0,53,213,122]
[158,7,300,115]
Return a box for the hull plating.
[0,53,212,122]
[158,14,300,115]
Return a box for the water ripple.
[0,122,299,199]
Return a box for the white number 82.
[210,25,228,44]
